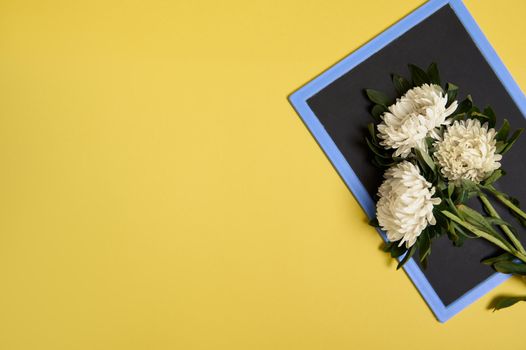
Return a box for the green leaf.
[481,252,515,265]
[495,119,510,142]
[444,216,475,246]
[449,113,465,123]
[446,220,459,242]
[445,198,460,215]
[366,137,390,159]
[427,63,441,85]
[446,83,459,107]
[387,242,407,258]
[483,187,526,227]
[373,155,397,168]
[367,123,378,143]
[365,89,390,106]
[424,136,435,151]
[508,196,526,227]
[415,148,436,173]
[483,169,504,186]
[492,296,526,311]
[457,204,497,235]
[469,105,480,114]
[447,182,455,198]
[454,222,475,239]
[456,188,468,205]
[485,216,515,229]
[453,180,479,204]
[371,104,387,121]
[408,64,429,86]
[418,229,431,264]
[456,96,473,114]
[495,141,507,154]
[397,243,417,270]
[460,179,479,192]
[436,178,446,191]
[500,128,524,155]
[382,241,393,252]
[392,74,411,95]
[483,106,497,128]
[493,261,526,275]
[446,220,474,246]
[471,111,491,125]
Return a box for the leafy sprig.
[367,63,463,268]
[365,63,526,310]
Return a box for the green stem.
[479,194,526,255]
[486,185,526,221]
[441,210,526,263]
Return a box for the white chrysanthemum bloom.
[376,161,441,248]
[434,119,502,184]
[377,84,458,158]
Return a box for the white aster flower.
[377,84,458,158]
[434,119,502,184]
[376,161,441,248]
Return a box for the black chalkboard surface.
[306,5,526,306]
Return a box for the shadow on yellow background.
[0,0,525,349]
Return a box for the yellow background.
[1,0,525,348]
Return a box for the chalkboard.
[290,0,526,321]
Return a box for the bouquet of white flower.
[367,63,526,310]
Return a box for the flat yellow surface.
[1,0,525,348]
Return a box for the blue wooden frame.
[289,0,526,322]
